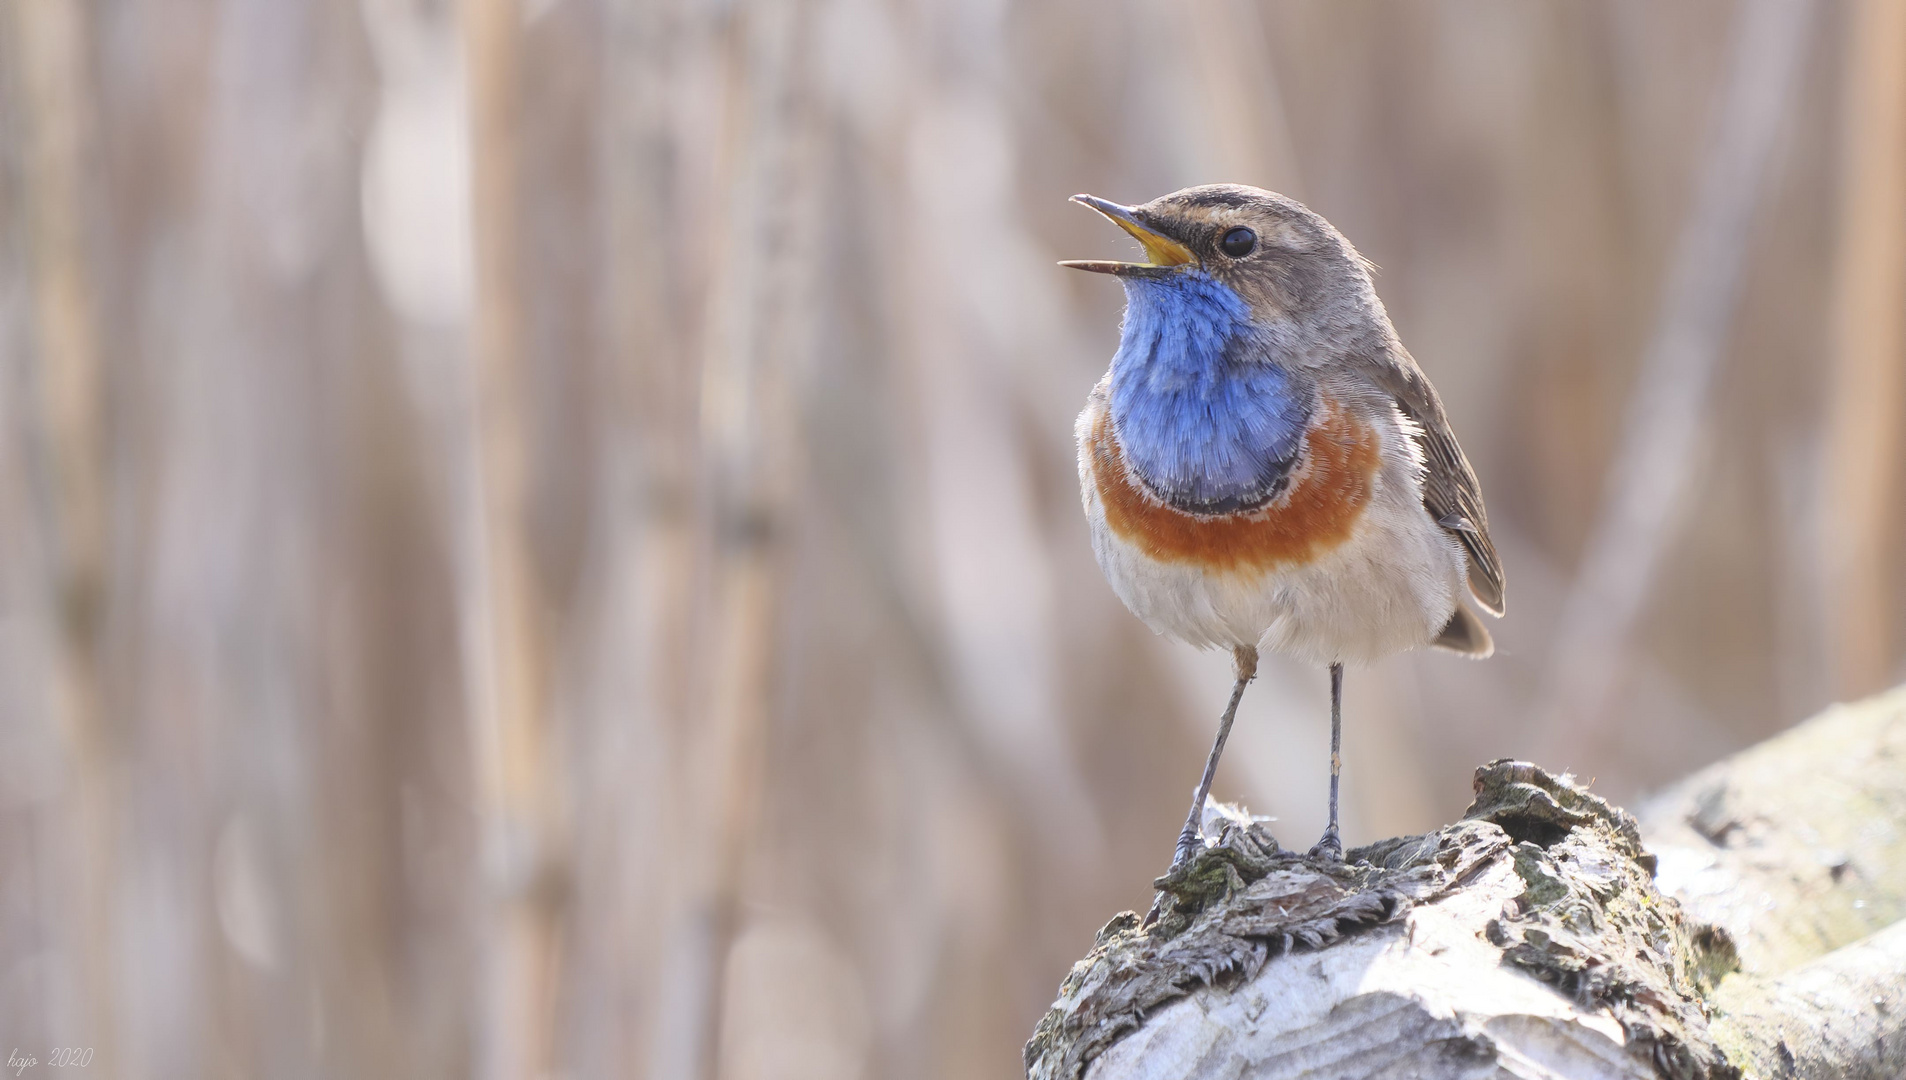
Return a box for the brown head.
[1062,184,1393,367]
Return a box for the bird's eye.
[1220,227,1257,258]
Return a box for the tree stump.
[1025,687,1906,1080]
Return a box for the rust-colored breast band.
[1091,398,1379,574]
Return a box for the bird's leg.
[1171,644,1258,870]
[1308,662,1345,862]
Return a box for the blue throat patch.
[1109,272,1314,514]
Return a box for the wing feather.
[1361,348,1505,615]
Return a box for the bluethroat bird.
[1063,185,1504,869]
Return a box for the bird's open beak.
[1059,194,1197,277]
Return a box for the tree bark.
[1025,687,1906,1080]
[1641,686,1906,1078]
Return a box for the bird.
[1061,185,1503,871]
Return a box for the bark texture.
[1641,685,1906,1078]
[1026,689,1906,1080]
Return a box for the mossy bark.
[1026,688,1906,1080]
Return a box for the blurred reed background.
[2,0,1904,1077]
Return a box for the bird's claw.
[1172,823,1204,871]
[1145,826,1206,929]
[1307,826,1342,863]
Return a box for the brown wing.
[1363,348,1505,616]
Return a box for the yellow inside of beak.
[1112,217,1195,267]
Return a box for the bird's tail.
[1432,604,1494,659]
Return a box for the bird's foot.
[1307,825,1342,863]
[1171,822,1205,871]
[1144,827,1205,930]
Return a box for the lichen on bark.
[1465,761,1738,1080]
[1024,760,1739,1080]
